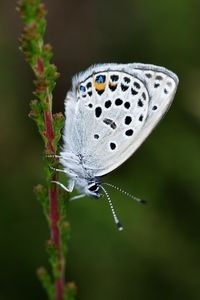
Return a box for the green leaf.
[53,113,65,150]
[46,239,61,279]
[64,282,77,300]
[34,184,49,222]
[37,267,55,300]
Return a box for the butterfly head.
[87,181,101,197]
[75,177,101,198]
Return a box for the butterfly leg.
[51,179,74,193]
[49,165,78,178]
[52,180,85,201]
[70,194,85,201]
[49,165,68,174]
[46,154,62,159]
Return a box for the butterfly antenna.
[103,182,146,204]
[100,185,123,231]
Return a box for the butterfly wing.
[62,63,178,177]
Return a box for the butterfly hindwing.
[63,64,178,177]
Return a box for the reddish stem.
[49,176,60,246]
[46,107,65,299]
[56,278,64,300]
[36,57,44,74]
[44,111,55,153]
[49,176,65,300]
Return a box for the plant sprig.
[17,1,76,299]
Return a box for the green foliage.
[64,283,77,300]
[58,195,71,256]
[46,239,61,279]
[17,0,61,153]
[53,113,65,150]
[34,184,49,221]
[37,268,55,300]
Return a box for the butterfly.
[52,63,179,230]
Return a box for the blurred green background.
[1,0,200,299]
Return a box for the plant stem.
[49,175,65,300]
[50,175,63,300]
[49,179,60,248]
[44,110,55,153]
[17,1,77,299]
[41,70,65,300]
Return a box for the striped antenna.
[103,182,146,204]
[100,185,123,231]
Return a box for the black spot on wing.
[125,129,134,136]
[124,116,132,125]
[145,73,152,78]
[115,98,123,106]
[121,84,129,92]
[86,82,92,89]
[110,142,116,150]
[103,118,117,129]
[133,82,141,89]
[105,100,112,108]
[95,107,102,118]
[96,89,104,95]
[154,83,160,88]
[139,115,143,122]
[110,75,119,82]
[138,99,143,107]
[164,88,169,94]
[109,84,117,91]
[142,92,146,100]
[167,81,172,87]
[155,75,163,80]
[124,76,130,83]
[131,88,138,95]
[124,102,130,109]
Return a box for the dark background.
[1,0,200,299]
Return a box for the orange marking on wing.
[94,81,106,91]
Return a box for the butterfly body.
[55,63,178,228]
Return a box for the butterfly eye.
[88,183,99,192]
